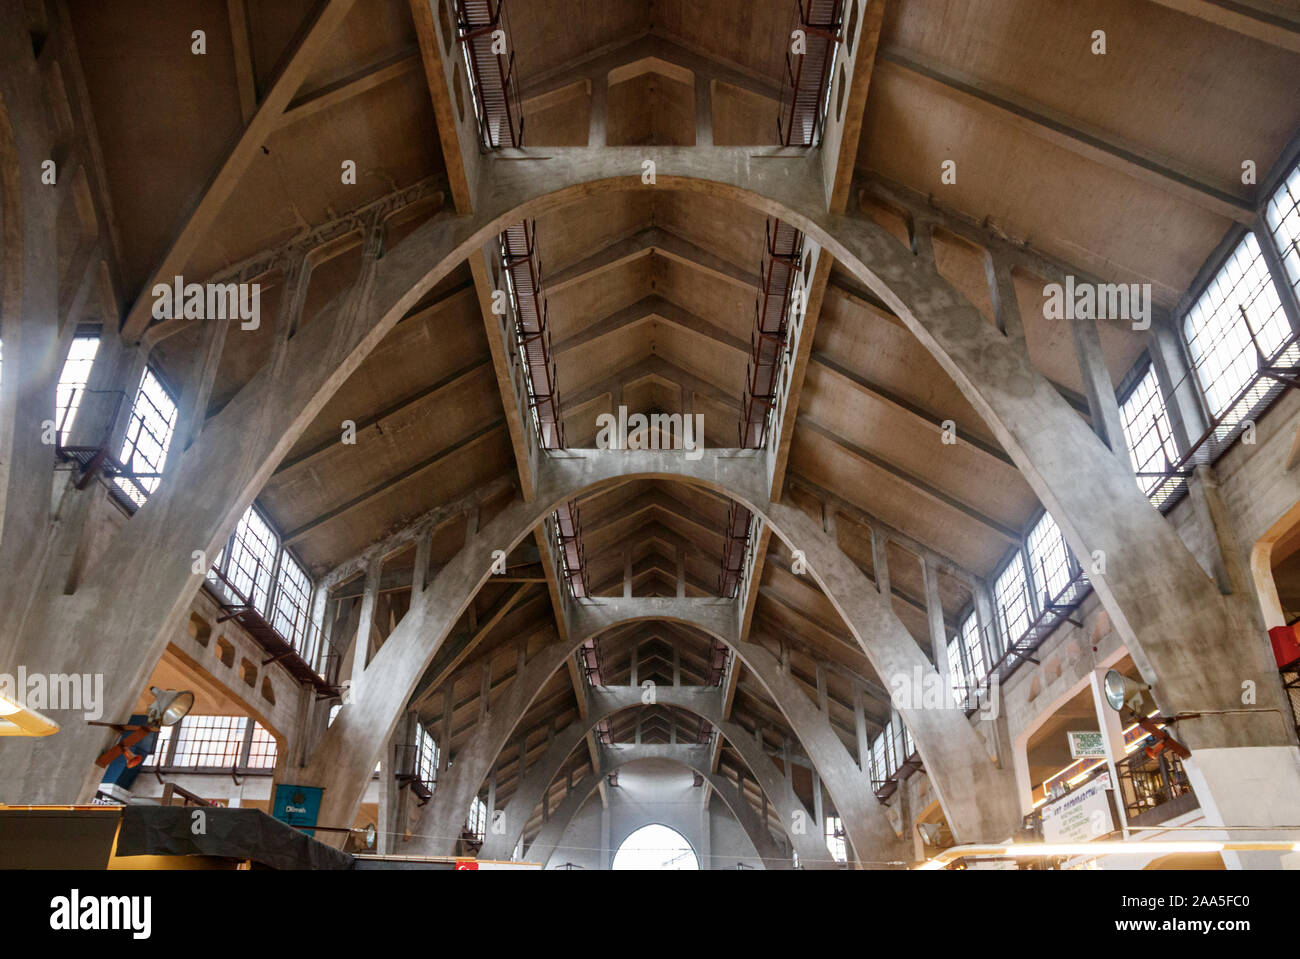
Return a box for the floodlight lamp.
[1103,670,1150,713]
[146,687,194,727]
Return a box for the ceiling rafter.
[123,0,361,341]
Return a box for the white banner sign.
[1041,773,1114,844]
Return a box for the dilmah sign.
[272,784,323,836]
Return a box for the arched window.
[612,824,699,870]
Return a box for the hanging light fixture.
[89,686,195,767]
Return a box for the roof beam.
[280,48,421,127]
[876,47,1256,224]
[1145,0,1300,53]
[811,350,1016,468]
[551,295,749,357]
[409,0,473,212]
[123,0,360,341]
[410,585,540,708]
[272,351,490,476]
[799,418,1022,544]
[545,226,758,295]
[226,0,258,124]
[823,0,887,212]
[282,419,506,546]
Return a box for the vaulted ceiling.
[60,0,1300,845]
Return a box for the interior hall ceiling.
[63,0,1300,841]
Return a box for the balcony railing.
[1141,328,1300,513]
[204,564,341,695]
[1113,748,1198,825]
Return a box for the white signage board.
[1040,773,1114,844]
[1067,730,1107,759]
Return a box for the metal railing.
[1141,327,1300,513]
[777,0,843,147]
[455,0,524,150]
[1113,749,1197,824]
[204,563,341,693]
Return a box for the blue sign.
[273,784,323,836]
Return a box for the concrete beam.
[1145,0,1300,54]
[877,48,1256,224]
[122,0,360,341]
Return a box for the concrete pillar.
[1186,465,1247,595]
[811,768,824,831]
[676,545,686,599]
[1071,314,1132,467]
[973,579,1000,666]
[351,556,382,683]
[986,254,1024,339]
[921,557,949,693]
[600,801,611,870]
[1088,666,1131,835]
[854,687,870,770]
[1146,315,1207,451]
[587,75,607,148]
[870,527,891,598]
[694,73,712,147]
[623,548,632,598]
[1255,223,1300,336]
[412,531,431,594]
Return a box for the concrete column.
[811,768,824,831]
[1146,315,1207,451]
[854,687,870,770]
[587,75,607,148]
[694,73,712,147]
[870,527,891,598]
[1255,223,1300,336]
[412,531,431,594]
[973,579,1000,666]
[1071,314,1132,467]
[921,557,949,694]
[676,545,686,598]
[439,686,453,775]
[1088,666,1131,835]
[623,548,632,598]
[600,801,611,870]
[351,556,382,682]
[1185,465,1240,594]
[986,254,1025,340]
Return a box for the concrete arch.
[471,684,837,868]
[524,745,783,870]
[289,149,1291,845]
[11,142,1280,840]
[302,456,1014,850]
[398,596,905,866]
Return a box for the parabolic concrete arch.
[299,451,1016,847]
[10,145,1284,842]
[443,682,842,869]
[284,150,1300,851]
[395,596,907,867]
[522,746,784,870]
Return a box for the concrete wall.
[545,760,763,870]
[956,389,1300,830]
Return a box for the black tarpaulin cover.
[116,806,354,870]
